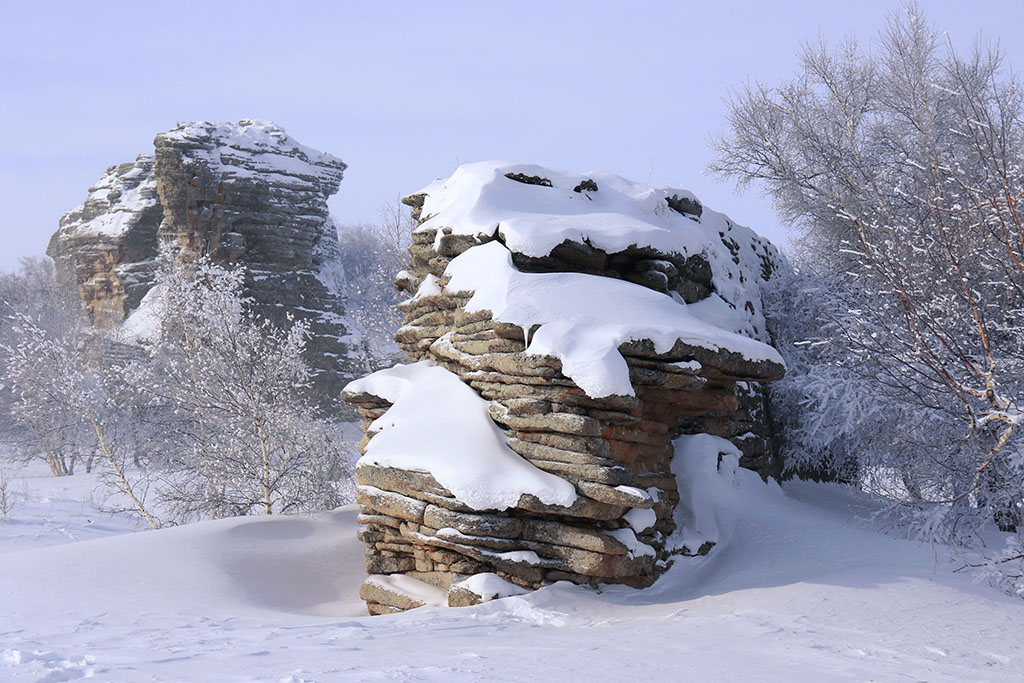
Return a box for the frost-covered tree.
[128,247,353,521]
[712,3,1024,593]
[0,468,10,521]
[0,249,354,525]
[2,306,159,525]
[0,257,83,451]
[0,258,104,478]
[336,200,412,371]
[0,257,77,331]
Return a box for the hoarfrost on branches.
[713,2,1024,595]
[126,246,354,521]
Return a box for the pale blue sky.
[2,0,1022,269]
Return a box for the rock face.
[48,120,358,403]
[343,162,786,613]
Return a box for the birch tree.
[712,3,1024,593]
[129,247,353,521]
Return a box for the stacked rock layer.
[48,120,359,403]
[343,163,786,614]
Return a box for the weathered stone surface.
[505,437,618,467]
[576,481,655,509]
[49,120,359,406]
[513,431,612,457]
[620,338,784,382]
[357,463,454,499]
[423,505,523,539]
[514,493,626,520]
[366,603,404,615]
[527,459,636,486]
[46,155,162,326]
[360,576,434,611]
[447,584,485,607]
[405,529,548,584]
[404,571,465,591]
[489,403,602,437]
[365,553,416,574]
[520,519,629,555]
[356,486,427,524]
[416,525,642,580]
[502,398,552,416]
[471,376,630,410]
[431,527,523,552]
[504,172,552,187]
[665,193,703,218]
[355,526,385,544]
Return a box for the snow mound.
[416,161,709,259]
[119,283,164,342]
[0,505,366,620]
[2,464,1024,681]
[452,573,530,601]
[444,241,782,397]
[344,360,578,510]
[666,433,782,556]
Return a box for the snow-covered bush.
[714,4,1024,594]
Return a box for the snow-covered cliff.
[48,120,359,403]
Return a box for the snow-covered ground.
[1,459,1021,682]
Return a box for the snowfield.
[1,461,1022,682]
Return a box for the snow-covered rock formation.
[48,120,358,403]
[343,162,786,613]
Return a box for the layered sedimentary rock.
[48,120,357,402]
[343,163,786,614]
